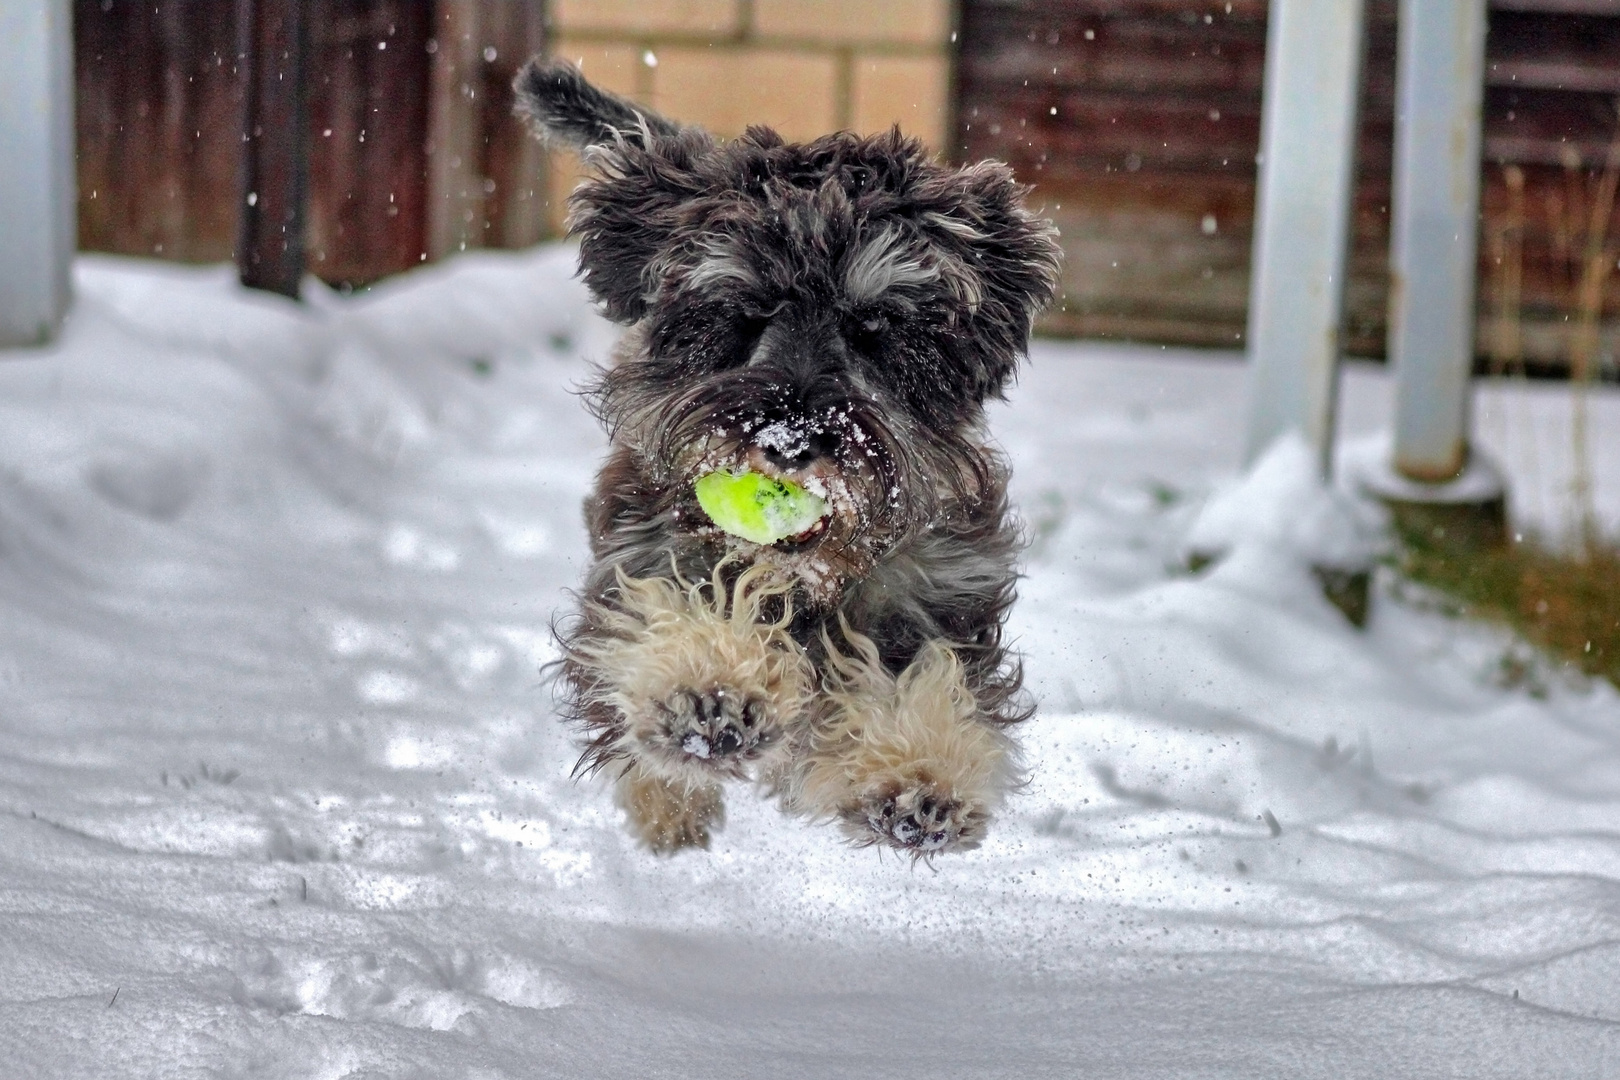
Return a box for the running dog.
[516,59,1060,857]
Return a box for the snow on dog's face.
[516,61,1061,587]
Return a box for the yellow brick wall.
[543,0,957,233]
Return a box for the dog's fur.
[516,59,1061,857]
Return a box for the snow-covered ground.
[2,248,1618,1078]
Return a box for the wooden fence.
[75,0,546,288]
[958,0,1620,372]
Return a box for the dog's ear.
[512,58,680,150]
[513,58,710,323]
[921,162,1063,392]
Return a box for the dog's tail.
[513,58,682,150]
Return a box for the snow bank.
[0,251,1617,1077]
[1183,430,1388,570]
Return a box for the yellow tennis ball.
[695,470,829,545]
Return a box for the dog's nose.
[756,425,839,470]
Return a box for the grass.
[1396,522,1620,689]
[1439,116,1620,689]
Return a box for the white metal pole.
[0,0,75,348]
[1243,0,1367,472]
[1388,0,1488,482]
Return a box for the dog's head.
[516,61,1061,586]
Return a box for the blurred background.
[75,0,1620,375]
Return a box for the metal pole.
[1388,0,1488,482]
[237,0,310,299]
[1243,0,1368,473]
[0,0,75,347]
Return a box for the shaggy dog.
[515,59,1061,857]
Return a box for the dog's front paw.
[658,686,774,767]
[852,776,986,856]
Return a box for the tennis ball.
[694,470,829,545]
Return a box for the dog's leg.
[615,762,725,852]
[783,633,1019,856]
[562,564,814,850]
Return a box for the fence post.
[1347,0,1507,551]
[1387,0,1488,482]
[237,0,310,299]
[1243,0,1368,473]
[0,0,75,348]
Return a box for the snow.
[1182,432,1388,571]
[2,248,1619,1077]
[1341,430,1510,508]
[750,420,810,460]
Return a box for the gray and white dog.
[516,59,1061,857]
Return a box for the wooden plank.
[475,0,548,249]
[962,92,1264,175]
[1491,0,1620,13]
[964,0,1269,18]
[425,0,547,260]
[957,16,1269,94]
[1487,10,1620,93]
[306,0,432,286]
[237,0,311,297]
[1485,86,1620,166]
[426,0,482,259]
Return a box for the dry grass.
[1437,111,1620,688]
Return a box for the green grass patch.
[1396,522,1620,688]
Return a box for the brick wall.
[543,0,957,233]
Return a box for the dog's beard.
[595,363,995,603]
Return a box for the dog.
[515,59,1061,857]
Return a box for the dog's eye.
[846,314,888,355]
